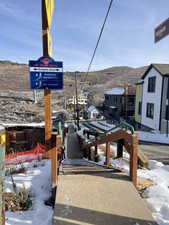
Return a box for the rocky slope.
[0,60,147,123]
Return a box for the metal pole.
[125,85,128,120]
[75,71,80,130]
[42,0,52,149]
[33,90,38,104]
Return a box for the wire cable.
[82,0,115,88]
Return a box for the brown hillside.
[0,61,147,94]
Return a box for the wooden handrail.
[83,129,138,187]
[83,129,132,149]
[51,133,58,189]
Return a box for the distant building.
[103,86,135,121]
[135,80,144,125]
[87,105,100,119]
[67,94,88,106]
[135,64,169,133]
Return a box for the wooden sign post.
[0,126,6,225]
[41,0,52,149]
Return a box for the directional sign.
[155,17,169,43]
[29,56,63,90]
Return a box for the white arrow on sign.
[30,67,62,72]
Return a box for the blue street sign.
[29,56,63,90]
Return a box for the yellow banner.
[45,0,54,29]
[47,30,53,57]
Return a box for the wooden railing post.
[51,133,58,190]
[94,135,98,162]
[0,126,5,225]
[88,147,91,160]
[104,142,110,168]
[87,132,90,139]
[62,127,68,143]
[130,135,138,187]
[117,139,124,158]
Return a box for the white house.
[139,64,169,133]
[88,106,100,119]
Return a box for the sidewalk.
[53,159,158,225]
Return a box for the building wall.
[88,109,99,119]
[135,84,143,123]
[161,76,169,133]
[104,93,135,120]
[104,94,122,120]
[141,67,162,131]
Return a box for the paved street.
[139,142,169,164]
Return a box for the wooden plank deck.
[53,159,158,225]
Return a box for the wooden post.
[94,135,98,162]
[117,139,124,158]
[88,147,91,160]
[130,135,138,187]
[51,133,58,190]
[87,132,90,139]
[0,126,5,225]
[62,127,68,143]
[42,0,52,150]
[105,142,110,167]
[44,90,52,149]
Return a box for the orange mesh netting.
[5,143,46,165]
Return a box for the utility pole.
[42,0,52,149]
[75,71,80,130]
[33,90,38,104]
[125,85,128,120]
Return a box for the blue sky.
[1,0,169,71]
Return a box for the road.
[139,142,169,164]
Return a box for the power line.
[82,0,115,89]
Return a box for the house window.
[138,102,142,115]
[148,77,156,92]
[146,103,154,118]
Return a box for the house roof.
[105,86,135,95]
[136,79,144,85]
[105,87,125,95]
[142,64,169,79]
[88,105,99,112]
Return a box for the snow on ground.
[138,161,169,225]
[98,146,169,225]
[138,131,169,144]
[4,140,169,225]
[5,159,53,225]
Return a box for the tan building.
[135,80,143,125]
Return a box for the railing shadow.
[53,203,157,225]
